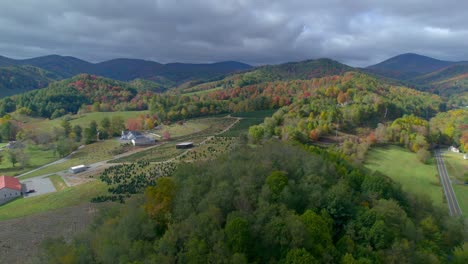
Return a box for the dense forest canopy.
[41,142,466,263]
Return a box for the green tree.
[111,116,125,136]
[101,117,111,138]
[266,171,288,199]
[282,248,318,264]
[225,216,251,254]
[248,125,265,143]
[84,121,98,144]
[73,125,82,142]
[60,119,72,137]
[416,148,431,164]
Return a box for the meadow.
[365,145,443,208]
[20,140,121,179]
[0,144,57,176]
[223,110,276,137]
[0,180,107,220]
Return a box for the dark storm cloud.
[1,0,467,66]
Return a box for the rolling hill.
[0,55,252,97]
[0,65,62,97]
[366,53,459,80]
[176,58,354,94]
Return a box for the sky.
[1,0,467,67]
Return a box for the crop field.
[0,144,57,176]
[20,140,121,179]
[0,180,107,220]
[177,137,238,162]
[0,202,111,264]
[365,145,443,208]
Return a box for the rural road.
[434,150,462,216]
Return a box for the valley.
[0,53,466,263]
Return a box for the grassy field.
[453,184,468,216]
[0,144,57,176]
[0,180,107,220]
[223,110,276,137]
[49,174,68,191]
[443,152,468,182]
[20,140,121,179]
[365,145,443,208]
[19,110,149,133]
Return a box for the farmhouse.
[131,136,155,146]
[0,175,22,205]
[121,131,143,140]
[70,165,87,174]
[176,142,194,149]
[449,146,460,153]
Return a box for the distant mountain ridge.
[366,53,468,80]
[0,54,251,82]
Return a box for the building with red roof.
[0,175,22,205]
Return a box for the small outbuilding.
[176,142,194,149]
[70,165,87,174]
[0,175,22,205]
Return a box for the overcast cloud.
[1,0,467,66]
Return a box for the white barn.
[70,165,87,174]
[0,175,22,205]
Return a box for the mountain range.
[0,55,252,96]
[0,53,467,103]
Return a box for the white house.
[449,146,460,153]
[121,131,143,140]
[0,175,22,205]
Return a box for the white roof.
[176,142,194,146]
[70,165,86,170]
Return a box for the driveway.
[21,177,56,198]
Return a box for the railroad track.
[434,150,462,216]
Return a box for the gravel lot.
[21,177,56,197]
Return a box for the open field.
[177,137,238,162]
[223,110,276,137]
[443,152,468,182]
[18,110,149,133]
[111,117,238,163]
[0,144,57,176]
[0,202,110,264]
[452,184,468,216]
[0,180,107,221]
[20,140,121,179]
[365,145,443,208]
[49,174,68,191]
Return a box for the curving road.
[434,150,462,216]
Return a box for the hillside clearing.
[0,180,107,221]
[365,145,443,208]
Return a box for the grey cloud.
[1,0,468,66]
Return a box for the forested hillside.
[40,143,465,263]
[0,55,251,96]
[176,58,353,94]
[0,65,61,97]
[0,74,143,118]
